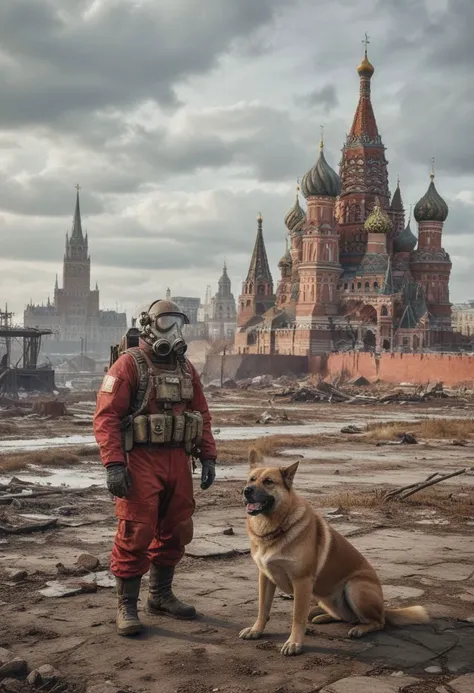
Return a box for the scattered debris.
[384,468,472,502]
[76,553,100,571]
[452,439,468,447]
[0,518,58,535]
[222,527,234,536]
[32,400,68,418]
[376,432,418,446]
[3,569,27,583]
[340,425,363,434]
[0,658,27,679]
[39,579,98,598]
[27,664,61,686]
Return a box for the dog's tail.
[385,606,429,626]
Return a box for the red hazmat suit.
[93,346,217,578]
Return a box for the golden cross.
[75,183,81,192]
[320,124,324,148]
[362,32,370,55]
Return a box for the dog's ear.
[249,447,263,469]
[280,461,299,489]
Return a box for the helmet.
[139,299,189,358]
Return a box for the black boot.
[147,564,197,620]
[115,576,144,636]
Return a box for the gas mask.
[139,300,190,360]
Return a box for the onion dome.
[357,54,374,77]
[393,220,417,253]
[414,166,448,223]
[357,35,374,77]
[284,184,306,232]
[278,237,292,269]
[301,141,341,199]
[364,197,392,234]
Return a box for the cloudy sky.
[0,0,472,322]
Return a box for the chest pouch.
[149,414,173,444]
[154,374,181,403]
[181,375,194,402]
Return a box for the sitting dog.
[239,449,429,656]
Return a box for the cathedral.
[235,43,453,356]
[24,188,127,357]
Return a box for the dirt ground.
[1,389,474,693]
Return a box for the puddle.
[0,435,96,453]
[0,462,104,489]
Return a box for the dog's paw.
[239,626,262,640]
[280,639,303,656]
[348,625,366,639]
[311,614,337,625]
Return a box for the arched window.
[364,281,370,291]
[258,285,265,295]
[351,283,355,292]
[381,305,388,317]
[357,282,362,291]
[343,283,348,291]
[374,281,379,290]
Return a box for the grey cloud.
[296,84,339,113]
[0,175,103,216]
[0,0,292,129]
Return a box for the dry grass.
[322,486,473,521]
[217,432,335,465]
[363,417,474,443]
[0,444,100,472]
[0,421,19,436]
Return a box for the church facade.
[24,189,127,357]
[235,44,453,356]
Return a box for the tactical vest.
[121,348,203,455]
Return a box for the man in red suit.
[94,299,216,636]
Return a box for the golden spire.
[257,212,263,222]
[320,124,324,150]
[296,177,300,196]
[430,157,435,181]
[357,32,375,76]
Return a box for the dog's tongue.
[247,502,263,512]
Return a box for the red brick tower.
[294,137,341,354]
[410,165,452,336]
[237,214,275,327]
[337,35,390,270]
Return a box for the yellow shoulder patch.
[101,374,117,393]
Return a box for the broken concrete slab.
[383,585,424,600]
[416,563,474,582]
[320,675,419,692]
[448,673,474,692]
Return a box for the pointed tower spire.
[390,176,403,211]
[71,184,85,243]
[166,287,171,299]
[237,214,275,327]
[349,34,378,142]
[246,214,273,283]
[55,274,59,291]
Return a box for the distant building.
[165,289,207,341]
[452,302,474,337]
[24,189,127,357]
[207,263,237,341]
[236,43,454,356]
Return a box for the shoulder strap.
[125,347,153,417]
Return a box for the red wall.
[310,352,474,386]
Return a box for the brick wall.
[309,352,474,386]
[202,354,308,383]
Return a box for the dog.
[239,449,429,656]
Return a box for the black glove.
[106,463,131,498]
[200,459,216,490]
